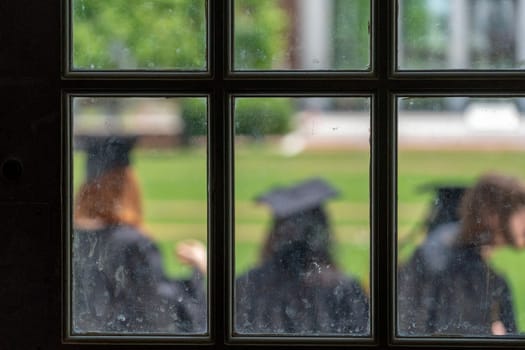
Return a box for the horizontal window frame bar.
[393,71,525,78]
[394,92,525,98]
[390,337,525,348]
[61,71,525,81]
[59,79,525,92]
[63,91,212,98]
[63,72,213,79]
[228,92,374,98]
[223,72,376,79]
[66,71,525,80]
[225,335,375,346]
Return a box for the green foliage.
[180,98,207,137]
[333,0,370,69]
[233,0,289,70]
[180,97,295,138]
[401,0,447,68]
[234,98,293,137]
[73,0,290,71]
[73,0,207,69]
[402,0,431,53]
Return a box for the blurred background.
[73,0,525,71]
[72,0,525,333]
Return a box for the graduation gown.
[72,224,206,334]
[235,260,369,335]
[398,223,516,336]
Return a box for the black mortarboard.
[75,135,138,181]
[256,178,339,219]
[420,184,467,232]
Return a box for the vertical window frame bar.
[373,0,394,347]
[210,0,230,348]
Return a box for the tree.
[73,0,206,69]
[399,0,447,69]
[333,0,370,70]
[72,0,294,138]
[73,0,289,70]
[233,0,289,70]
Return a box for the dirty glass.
[233,96,370,336]
[397,97,525,337]
[71,96,208,335]
[233,0,371,71]
[71,0,207,71]
[398,0,525,70]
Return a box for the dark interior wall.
[0,1,61,349]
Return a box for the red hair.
[74,166,143,228]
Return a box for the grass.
[74,145,525,331]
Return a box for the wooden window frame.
[3,0,525,349]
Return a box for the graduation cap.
[75,135,138,181]
[256,178,339,220]
[420,184,467,232]
[398,184,467,249]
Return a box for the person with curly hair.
[398,172,525,336]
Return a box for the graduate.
[398,173,525,336]
[398,185,468,285]
[72,135,207,334]
[235,178,369,335]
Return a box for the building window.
[62,0,525,348]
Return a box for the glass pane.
[71,97,208,335]
[397,97,525,337]
[233,0,370,71]
[233,97,370,336]
[398,0,525,70]
[71,0,207,71]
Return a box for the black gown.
[235,260,369,335]
[397,223,516,336]
[72,224,206,334]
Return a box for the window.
[3,0,525,349]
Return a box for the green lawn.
[74,146,525,331]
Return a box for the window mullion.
[373,0,395,347]
[210,0,229,348]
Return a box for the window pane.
[71,97,208,335]
[233,97,370,336]
[397,97,525,337]
[71,0,207,71]
[398,0,525,70]
[233,0,370,71]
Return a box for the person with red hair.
[72,136,206,334]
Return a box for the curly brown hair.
[459,172,525,247]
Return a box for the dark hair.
[459,172,525,247]
[261,207,336,277]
